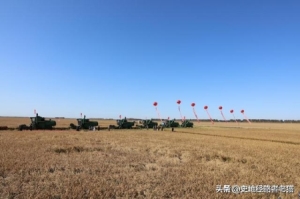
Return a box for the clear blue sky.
[1,0,299,120]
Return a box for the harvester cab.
[19,113,56,131]
[70,115,99,131]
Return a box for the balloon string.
[243,113,251,124]
[193,108,200,123]
[155,107,162,122]
[206,110,214,124]
[220,111,227,122]
[232,113,238,123]
[178,106,183,121]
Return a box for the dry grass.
[0,118,299,198]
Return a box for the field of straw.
[0,117,299,198]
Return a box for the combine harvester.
[180,119,194,128]
[70,115,99,131]
[18,113,56,131]
[138,119,158,129]
[160,118,193,128]
[109,117,135,129]
[162,119,180,128]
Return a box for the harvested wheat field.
[0,119,299,198]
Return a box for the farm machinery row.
[17,114,137,131]
[13,113,193,131]
[136,119,194,128]
[162,119,194,128]
[108,118,193,129]
[18,114,100,131]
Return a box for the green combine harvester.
[180,120,194,128]
[18,113,56,131]
[70,115,99,131]
[162,119,180,128]
[109,117,135,129]
[140,119,158,129]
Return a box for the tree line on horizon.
[1,116,299,123]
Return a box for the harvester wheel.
[70,123,76,129]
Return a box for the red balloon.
[219,106,223,110]
[177,100,181,105]
[153,102,158,106]
[204,106,208,110]
[191,103,195,107]
[241,110,244,113]
[230,110,234,113]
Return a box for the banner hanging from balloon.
[153,102,162,122]
[241,110,251,124]
[177,100,183,121]
[219,106,227,122]
[204,106,214,124]
[230,110,238,123]
[191,103,199,122]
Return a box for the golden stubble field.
[0,117,299,198]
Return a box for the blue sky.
[0,0,299,120]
